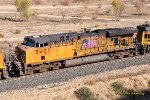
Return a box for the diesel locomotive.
[0,24,150,78]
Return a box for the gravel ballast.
[0,54,150,92]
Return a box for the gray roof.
[33,36,50,44]
[137,24,150,32]
[24,27,138,44]
[92,27,138,37]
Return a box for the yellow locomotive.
[0,24,149,77]
[137,24,150,53]
[0,50,4,79]
[15,27,138,75]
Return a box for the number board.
[35,49,48,54]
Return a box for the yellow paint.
[16,34,135,65]
[0,50,4,69]
[142,31,150,45]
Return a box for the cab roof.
[137,24,150,32]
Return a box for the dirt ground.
[0,3,149,40]
[0,2,149,56]
[0,64,149,100]
[0,4,149,51]
[0,1,150,100]
[0,3,148,54]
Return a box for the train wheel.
[29,69,34,75]
[119,53,124,59]
[108,53,115,60]
[8,62,20,77]
[128,50,134,57]
[128,53,133,57]
[52,62,62,70]
[39,65,47,73]
[26,67,33,75]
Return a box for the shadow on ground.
[118,89,150,100]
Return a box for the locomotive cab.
[137,24,150,44]
[137,24,150,53]
[16,36,50,65]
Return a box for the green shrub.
[112,0,125,20]
[74,87,98,100]
[111,82,128,95]
[14,29,21,34]
[0,33,4,38]
[15,0,32,18]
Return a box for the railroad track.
[0,54,150,92]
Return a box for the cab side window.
[145,34,150,39]
[26,40,35,47]
[40,44,43,47]
[44,43,48,46]
[36,43,39,47]
[144,34,148,38]
[66,36,70,42]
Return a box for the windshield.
[26,41,35,47]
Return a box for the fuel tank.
[65,54,109,67]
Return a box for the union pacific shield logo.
[81,39,97,48]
